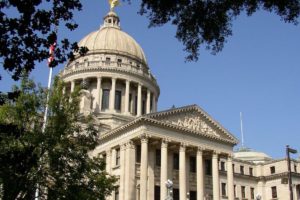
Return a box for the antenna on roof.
[240,112,245,148]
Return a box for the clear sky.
[1,1,299,159]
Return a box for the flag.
[47,42,56,67]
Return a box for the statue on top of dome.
[108,0,119,11]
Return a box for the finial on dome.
[108,0,120,11]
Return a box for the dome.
[234,148,272,164]
[78,11,147,65]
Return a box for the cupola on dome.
[78,11,147,65]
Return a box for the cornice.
[60,65,160,94]
[99,116,237,145]
[145,105,239,144]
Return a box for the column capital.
[227,153,234,160]
[161,139,169,148]
[212,150,220,158]
[106,149,111,157]
[120,143,127,151]
[197,146,205,152]
[180,143,187,152]
[97,76,102,80]
[140,134,149,143]
[126,140,136,149]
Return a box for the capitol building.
[60,8,300,200]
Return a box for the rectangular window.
[106,57,111,64]
[241,186,246,198]
[173,188,179,200]
[234,185,236,197]
[221,183,227,196]
[115,189,119,200]
[156,149,161,167]
[154,186,160,200]
[271,186,277,198]
[115,90,122,111]
[142,99,146,115]
[205,159,212,175]
[134,95,137,115]
[233,164,235,173]
[173,153,179,170]
[117,59,122,67]
[295,165,297,173]
[190,191,197,200]
[249,167,253,176]
[251,187,255,199]
[136,145,141,163]
[116,148,120,166]
[220,161,225,171]
[270,166,276,174]
[101,89,110,110]
[190,156,196,173]
[240,165,244,175]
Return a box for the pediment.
[147,105,238,144]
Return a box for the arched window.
[101,89,110,110]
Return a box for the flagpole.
[42,67,53,132]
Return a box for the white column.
[125,141,136,200]
[137,83,142,116]
[148,147,155,200]
[109,78,116,111]
[160,140,168,200]
[71,80,75,92]
[119,144,126,200]
[212,151,220,200]
[179,144,186,200]
[146,89,151,114]
[96,77,102,111]
[125,80,130,114]
[105,149,111,173]
[197,147,204,200]
[140,136,149,200]
[227,155,234,200]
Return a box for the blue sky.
[1,1,299,159]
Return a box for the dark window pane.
[115,90,122,111]
[116,148,120,166]
[156,149,161,166]
[136,145,141,163]
[190,156,196,173]
[240,166,244,175]
[205,159,212,175]
[173,189,179,200]
[270,166,276,174]
[249,167,253,176]
[173,153,179,170]
[101,89,110,110]
[220,161,225,171]
[221,183,226,196]
[154,186,160,200]
[241,186,246,198]
[271,186,277,198]
[251,187,255,199]
[190,191,197,200]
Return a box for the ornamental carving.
[167,114,220,137]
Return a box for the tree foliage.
[139,0,300,61]
[0,77,116,200]
[0,0,88,81]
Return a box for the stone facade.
[61,10,300,200]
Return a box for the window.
[105,57,111,64]
[136,145,141,163]
[115,189,119,200]
[233,164,235,173]
[116,148,120,166]
[205,159,212,175]
[249,167,253,176]
[156,149,161,167]
[221,183,227,196]
[190,191,197,200]
[117,59,122,67]
[271,186,277,198]
[251,187,255,199]
[234,185,236,197]
[220,161,225,171]
[173,153,179,170]
[241,186,246,199]
[294,165,297,173]
[270,166,276,174]
[240,166,244,175]
[190,156,196,173]
[115,90,122,111]
[101,89,110,110]
[154,186,160,200]
[142,99,146,115]
[173,188,179,200]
